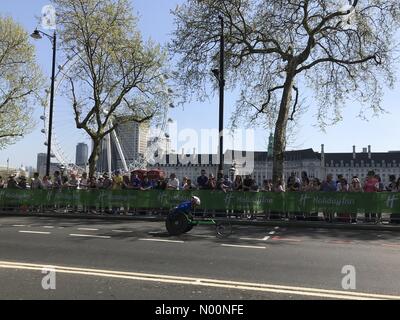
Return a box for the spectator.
[42,176,52,189]
[243,175,253,191]
[167,173,180,190]
[18,176,28,189]
[261,179,272,192]
[363,171,378,193]
[183,179,196,191]
[301,171,310,188]
[60,175,69,189]
[68,173,79,190]
[53,171,62,190]
[386,175,397,192]
[320,174,336,192]
[250,180,259,192]
[181,176,189,190]
[233,175,243,191]
[375,174,384,192]
[320,174,336,222]
[273,179,285,192]
[89,177,98,189]
[6,174,19,189]
[336,174,344,191]
[96,176,104,189]
[349,177,363,192]
[397,178,400,192]
[79,172,88,190]
[363,171,379,223]
[154,177,167,190]
[102,173,113,189]
[287,172,300,192]
[207,174,216,190]
[338,178,349,192]
[112,170,123,190]
[0,176,4,189]
[140,176,153,191]
[122,175,131,189]
[197,170,208,190]
[130,173,142,190]
[30,172,43,190]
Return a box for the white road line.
[42,226,54,229]
[12,225,27,227]
[189,234,216,239]
[269,231,276,235]
[274,227,280,230]
[0,261,399,300]
[77,228,99,231]
[69,234,111,239]
[18,231,51,235]
[221,244,266,249]
[138,238,184,243]
[239,236,270,241]
[112,230,133,233]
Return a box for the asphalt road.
[0,215,400,300]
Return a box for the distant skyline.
[1,0,400,169]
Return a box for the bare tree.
[53,0,170,177]
[170,0,400,183]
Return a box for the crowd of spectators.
[0,169,399,194]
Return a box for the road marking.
[239,236,270,241]
[382,243,400,248]
[269,231,276,235]
[12,225,27,227]
[221,244,266,249]
[189,234,215,239]
[69,234,111,239]
[112,230,133,233]
[328,240,353,245]
[18,231,51,235]
[274,227,280,230]
[271,236,301,242]
[0,260,398,300]
[77,228,99,231]
[138,238,184,243]
[42,226,54,229]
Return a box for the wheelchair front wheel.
[215,221,232,239]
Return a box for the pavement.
[1,215,400,300]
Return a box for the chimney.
[353,146,356,159]
[368,145,371,159]
[321,144,325,167]
[363,147,367,153]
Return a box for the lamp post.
[211,15,225,178]
[31,29,56,177]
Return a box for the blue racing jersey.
[174,201,192,214]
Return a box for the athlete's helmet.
[191,196,201,206]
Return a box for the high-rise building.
[76,143,88,168]
[96,120,149,173]
[36,153,60,177]
[36,153,47,176]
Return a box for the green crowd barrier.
[0,189,399,213]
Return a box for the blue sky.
[1,0,400,169]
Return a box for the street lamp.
[31,29,57,177]
[212,15,225,178]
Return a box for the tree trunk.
[272,74,295,185]
[88,138,101,178]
